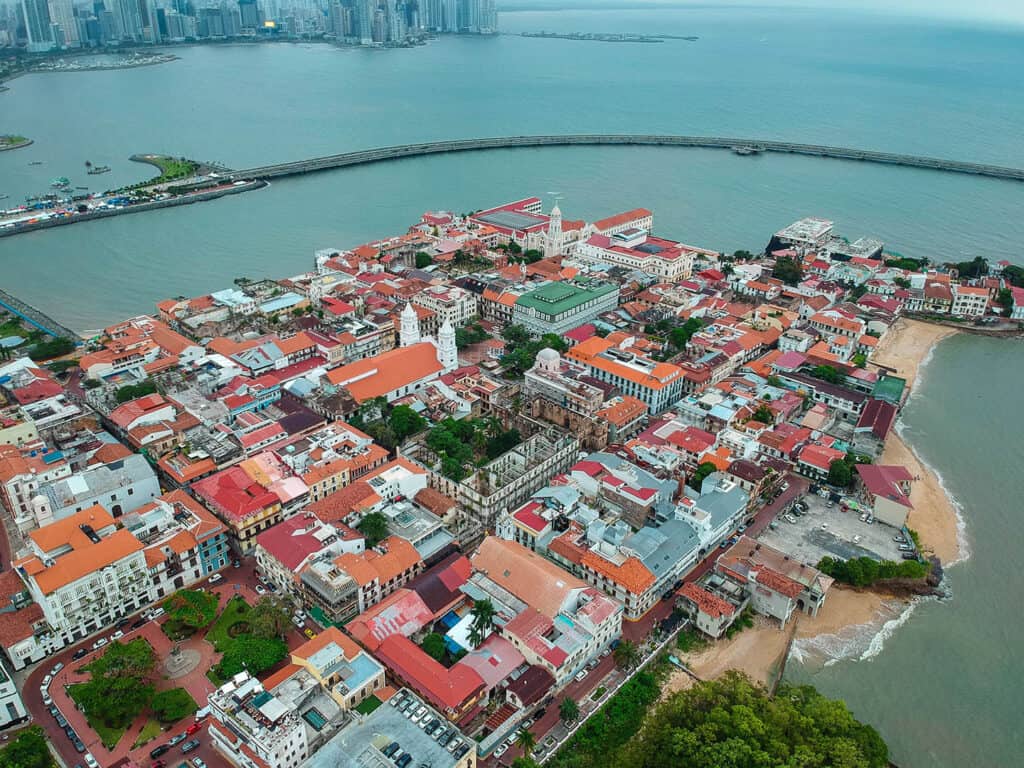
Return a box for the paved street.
[19,560,309,768]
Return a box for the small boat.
[0,194,8,200]
[29,161,44,166]
[50,176,70,188]
[75,186,89,190]
[87,165,111,175]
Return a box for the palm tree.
[468,599,496,648]
[613,640,641,670]
[515,728,537,756]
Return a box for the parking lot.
[757,490,909,566]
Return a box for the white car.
[820,523,829,530]
[40,689,52,706]
[852,535,862,543]
[50,662,64,675]
[84,754,99,768]
[92,637,108,650]
[255,585,267,595]
[110,630,124,641]
[209,573,223,583]
[574,669,588,682]
[494,744,508,757]
[42,674,52,688]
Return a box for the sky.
[504,1,1024,27]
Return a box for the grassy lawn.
[133,719,163,748]
[0,135,28,146]
[206,596,252,652]
[354,696,382,715]
[148,156,198,183]
[67,684,126,750]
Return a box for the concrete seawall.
[230,134,1024,183]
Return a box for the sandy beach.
[872,317,963,562]
[882,433,961,563]
[869,317,959,388]
[665,588,892,693]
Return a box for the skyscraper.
[47,0,79,44]
[110,0,143,40]
[238,0,261,30]
[20,0,54,51]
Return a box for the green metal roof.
[514,281,616,316]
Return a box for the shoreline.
[666,317,964,690]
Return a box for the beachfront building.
[512,282,620,337]
[573,228,705,281]
[854,464,915,528]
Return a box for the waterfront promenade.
[0,288,80,340]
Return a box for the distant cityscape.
[0,0,497,52]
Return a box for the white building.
[411,285,478,328]
[573,229,701,281]
[15,505,152,645]
[951,284,989,317]
[208,672,309,768]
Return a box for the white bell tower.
[545,202,564,258]
[400,303,421,347]
[438,320,458,371]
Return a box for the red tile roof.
[374,634,485,712]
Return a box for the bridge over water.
[229,134,1024,183]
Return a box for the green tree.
[27,337,75,361]
[612,640,641,670]
[996,288,1014,313]
[885,256,926,271]
[516,728,538,756]
[216,636,287,679]
[163,589,218,632]
[389,404,426,441]
[810,364,842,384]
[853,352,868,368]
[893,276,911,289]
[750,404,774,424]
[421,633,447,661]
[668,318,703,350]
[249,596,292,640]
[827,458,853,488]
[511,759,542,768]
[115,380,158,403]
[468,599,496,648]
[615,672,889,768]
[414,251,433,269]
[1003,265,1024,288]
[501,324,532,348]
[689,462,718,493]
[356,512,390,547]
[772,255,803,286]
[955,256,988,279]
[0,726,54,768]
[75,639,157,729]
[150,688,198,724]
[559,697,580,723]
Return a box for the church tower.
[400,302,421,347]
[545,202,563,258]
[438,320,458,371]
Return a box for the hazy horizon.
[500,0,1024,27]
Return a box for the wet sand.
[870,317,959,388]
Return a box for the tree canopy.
[818,556,928,586]
[690,462,718,493]
[468,599,496,648]
[150,687,198,724]
[421,632,447,661]
[75,639,157,729]
[249,596,292,640]
[772,256,803,286]
[216,636,287,679]
[115,380,158,403]
[559,697,580,722]
[163,589,218,632]
[0,726,54,768]
[414,251,433,268]
[500,325,568,377]
[616,672,888,768]
[811,364,842,384]
[356,512,390,547]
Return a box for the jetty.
[0,288,81,341]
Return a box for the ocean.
[1,6,1022,765]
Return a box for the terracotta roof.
[413,486,457,517]
[580,550,655,595]
[326,342,443,404]
[308,481,381,524]
[32,528,144,594]
[292,625,361,664]
[374,634,485,712]
[471,537,586,618]
[679,582,736,619]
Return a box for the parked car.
[291,615,304,627]
[303,628,316,639]
[50,662,64,675]
[84,755,99,768]
[92,637,108,650]
[167,733,188,746]
[901,552,919,560]
[737,525,747,534]
[185,722,203,736]
[181,739,200,753]
[893,535,905,543]
[110,630,124,641]
[41,689,52,706]
[255,585,267,595]
[783,514,797,524]
[209,573,223,583]
[55,713,67,728]
[852,535,862,544]
[131,618,147,630]
[42,674,52,688]
[151,761,166,768]
[72,648,87,660]
[494,744,508,757]
[233,560,240,568]
[115,618,129,629]
[72,739,85,753]
[574,668,588,682]
[150,607,165,619]
[150,744,171,759]
[192,759,208,768]
[820,523,829,530]
[898,544,913,552]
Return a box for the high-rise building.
[238,0,261,30]
[20,0,54,51]
[110,0,143,39]
[47,0,79,44]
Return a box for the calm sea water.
[788,334,1024,767]
[1,7,1022,765]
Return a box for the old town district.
[0,199,1012,768]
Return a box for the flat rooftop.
[475,209,547,231]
